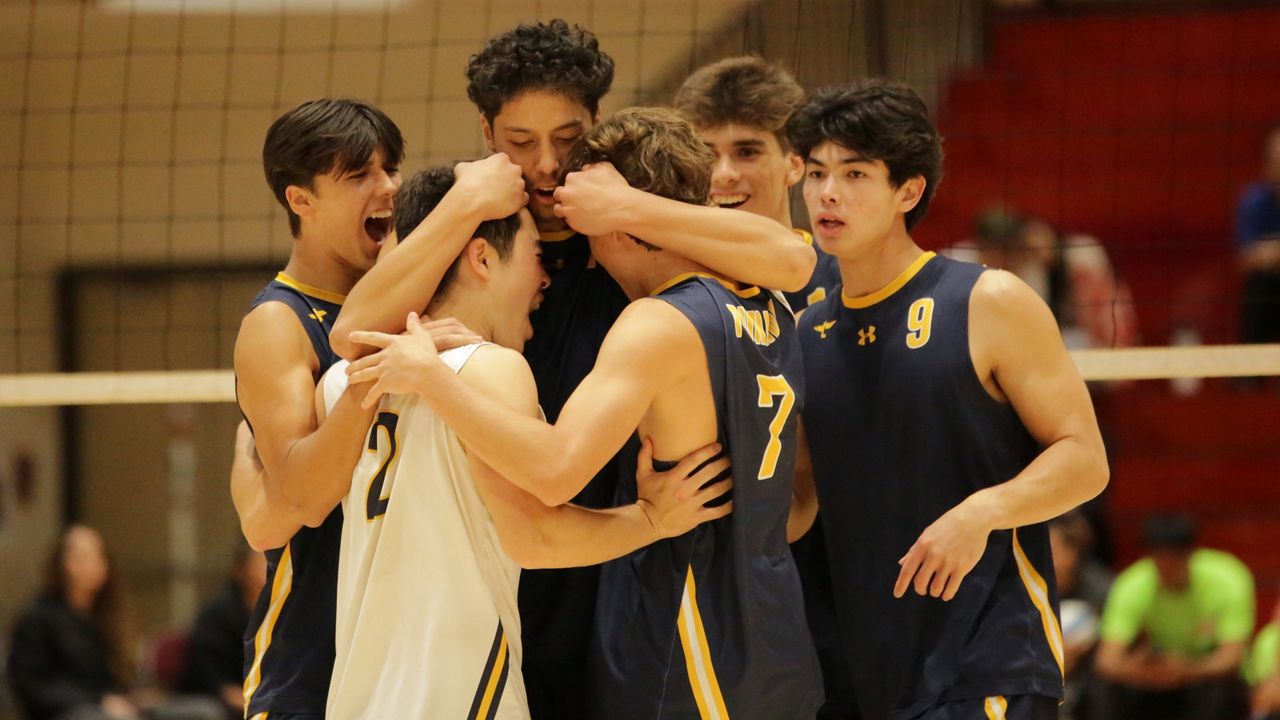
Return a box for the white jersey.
[323,343,528,720]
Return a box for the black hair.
[786,79,943,231]
[263,98,404,236]
[1142,513,1197,551]
[393,165,522,299]
[466,19,614,123]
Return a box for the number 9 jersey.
[587,274,823,720]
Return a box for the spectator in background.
[950,207,1139,351]
[1050,512,1113,719]
[1248,596,1280,720]
[179,546,266,719]
[6,525,140,720]
[1235,125,1280,351]
[1093,513,1253,720]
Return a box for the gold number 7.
[755,374,795,480]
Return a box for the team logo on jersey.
[308,309,328,323]
[813,320,837,339]
[726,299,781,347]
[857,325,877,346]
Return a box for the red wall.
[921,7,1280,345]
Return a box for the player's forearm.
[332,193,487,360]
[622,192,815,291]
[414,360,601,505]
[786,466,819,543]
[1095,642,1155,686]
[961,435,1108,532]
[268,393,376,522]
[515,503,661,569]
[230,466,300,551]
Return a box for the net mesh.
[0,0,1278,669]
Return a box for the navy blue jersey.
[239,272,344,716]
[588,274,823,720]
[783,229,841,312]
[800,253,1064,720]
[519,230,633,720]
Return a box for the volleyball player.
[673,55,839,312]
[318,165,732,719]
[344,108,823,720]
[229,99,524,719]
[787,80,1110,719]
[329,20,816,720]
[673,56,854,716]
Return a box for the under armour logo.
[308,309,327,322]
[813,320,837,339]
[857,325,877,345]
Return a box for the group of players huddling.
[229,19,1109,720]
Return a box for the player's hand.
[454,153,527,220]
[553,162,641,236]
[346,312,442,408]
[635,437,733,539]
[100,693,139,719]
[422,315,483,352]
[894,499,992,601]
[1253,671,1280,714]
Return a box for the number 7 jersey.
[588,274,823,720]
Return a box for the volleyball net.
[1,0,1279,635]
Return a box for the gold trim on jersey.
[793,228,814,246]
[677,565,729,720]
[984,695,1008,720]
[467,623,510,720]
[840,251,936,309]
[275,272,347,305]
[1012,529,1066,680]
[539,228,577,243]
[248,714,269,720]
[651,272,761,300]
[242,544,295,711]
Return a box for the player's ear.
[463,237,493,280]
[897,175,926,214]
[285,184,317,220]
[480,116,496,154]
[784,151,804,188]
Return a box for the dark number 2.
[365,411,399,519]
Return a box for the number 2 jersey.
[799,253,1064,720]
[587,274,823,720]
[321,344,529,720]
[239,272,344,717]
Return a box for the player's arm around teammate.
[452,341,732,567]
[894,270,1109,601]
[552,161,815,292]
[347,297,710,508]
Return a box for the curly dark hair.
[394,164,521,300]
[673,56,804,149]
[787,79,943,231]
[466,19,615,122]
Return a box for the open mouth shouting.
[711,193,749,210]
[531,185,558,206]
[814,211,846,237]
[364,209,393,245]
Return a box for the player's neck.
[426,295,494,345]
[836,224,925,299]
[283,235,362,297]
[630,254,714,299]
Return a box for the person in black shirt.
[180,546,266,718]
[7,525,138,720]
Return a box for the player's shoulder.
[456,343,539,413]
[970,266,1055,327]
[235,300,315,373]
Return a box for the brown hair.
[42,525,135,687]
[673,56,805,148]
[561,106,714,209]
